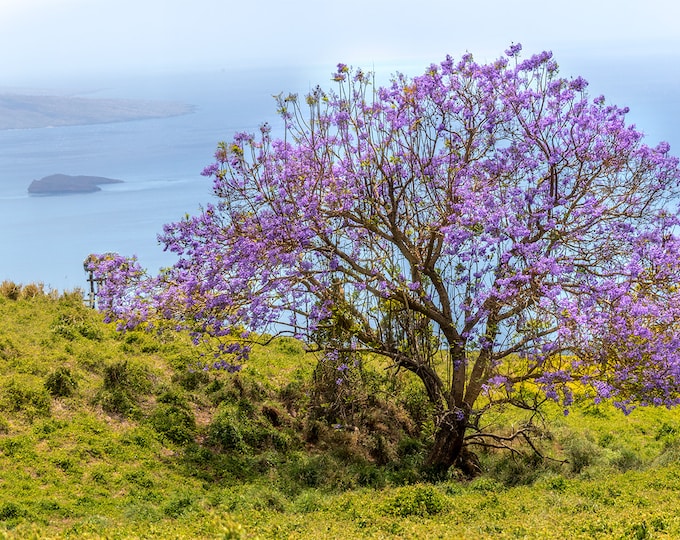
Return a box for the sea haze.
[0,67,301,291]
[0,59,678,292]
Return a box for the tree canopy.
[91,44,680,474]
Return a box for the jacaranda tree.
[91,44,680,475]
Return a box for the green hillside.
[1,282,680,539]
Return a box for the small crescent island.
[28,174,124,195]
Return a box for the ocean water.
[1,60,678,292]
[0,68,302,291]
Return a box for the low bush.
[172,368,210,391]
[0,501,25,521]
[163,494,194,518]
[2,377,51,419]
[97,388,140,418]
[0,337,19,361]
[44,366,78,397]
[283,454,331,490]
[564,431,602,474]
[149,402,196,444]
[0,281,22,300]
[51,311,103,341]
[207,406,246,452]
[380,484,446,517]
[95,360,153,418]
[20,283,45,299]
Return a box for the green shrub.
[655,422,679,443]
[149,403,196,444]
[545,475,568,492]
[163,494,194,518]
[102,362,124,390]
[124,470,155,489]
[380,484,445,517]
[399,382,432,433]
[44,367,78,397]
[352,463,386,488]
[2,377,51,419]
[0,337,19,361]
[156,388,190,407]
[653,439,680,466]
[96,360,151,418]
[172,368,210,391]
[293,490,323,513]
[485,451,554,487]
[99,389,139,418]
[627,521,652,540]
[51,311,102,341]
[282,454,331,490]
[207,407,245,451]
[121,426,160,449]
[565,432,602,474]
[0,501,24,520]
[611,447,642,472]
[468,477,505,493]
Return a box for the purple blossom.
[90,46,680,470]
[569,76,588,92]
[505,43,522,57]
[201,163,219,177]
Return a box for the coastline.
[0,93,195,130]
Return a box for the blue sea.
[1,58,678,292]
[0,67,313,291]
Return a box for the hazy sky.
[1,0,679,83]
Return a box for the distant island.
[28,174,124,195]
[0,93,194,130]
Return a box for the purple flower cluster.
[90,44,680,419]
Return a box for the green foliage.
[4,287,680,538]
[172,367,210,391]
[283,454,331,490]
[0,501,25,521]
[565,434,602,473]
[207,404,246,451]
[149,391,196,444]
[163,494,194,518]
[485,452,557,487]
[468,477,506,493]
[95,360,151,418]
[51,310,103,341]
[380,484,445,517]
[655,421,679,443]
[399,390,432,435]
[44,366,78,397]
[1,376,51,419]
[611,447,642,472]
[0,337,19,361]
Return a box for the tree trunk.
[423,410,468,478]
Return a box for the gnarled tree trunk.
[423,409,468,478]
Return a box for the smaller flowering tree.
[91,45,680,475]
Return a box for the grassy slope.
[1,288,680,538]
